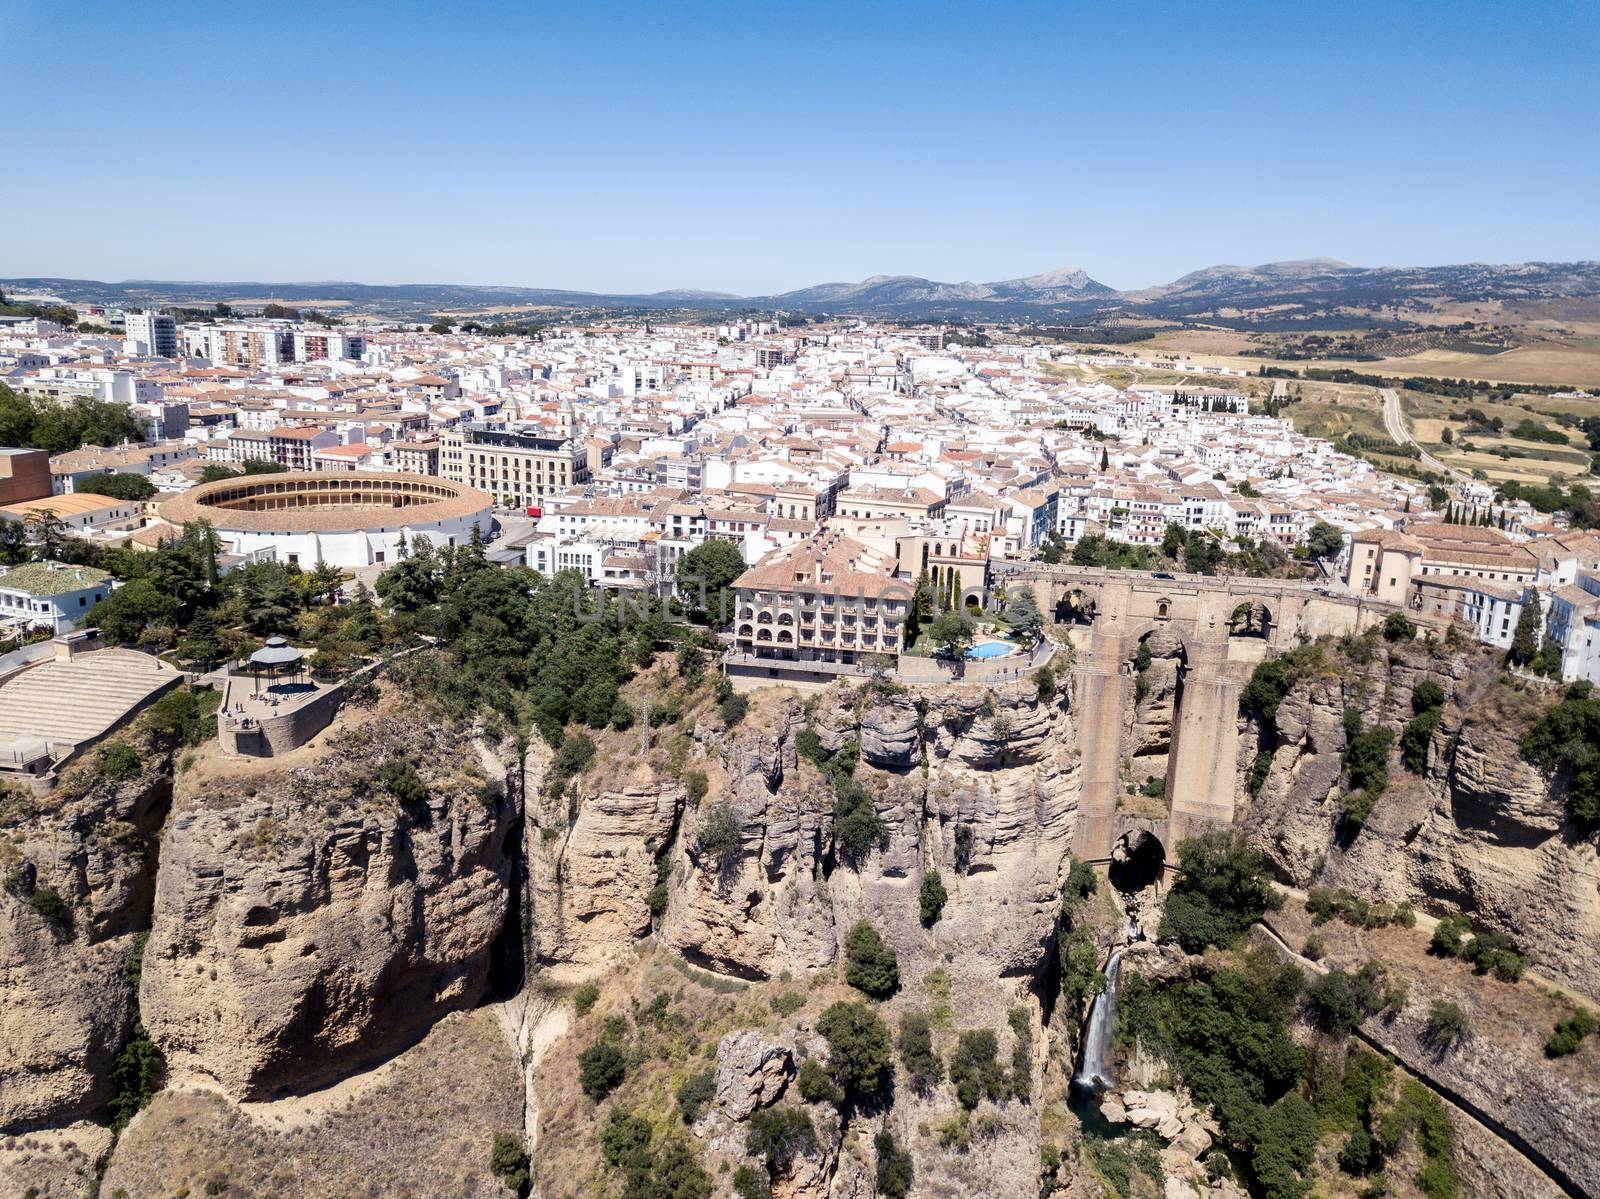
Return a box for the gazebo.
[247,636,307,694]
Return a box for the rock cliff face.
[642,679,1081,988]
[526,755,683,980]
[140,713,517,1099]
[0,734,172,1131]
[1241,642,1600,999]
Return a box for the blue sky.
[2,0,1596,293]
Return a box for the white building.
[1547,573,1600,684]
[0,562,114,634]
[124,310,178,357]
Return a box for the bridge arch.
[1229,599,1274,640]
[1109,829,1166,892]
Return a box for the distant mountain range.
[7,260,1599,325]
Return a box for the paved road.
[1381,387,1468,482]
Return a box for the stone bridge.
[995,564,1397,865]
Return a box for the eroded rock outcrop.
[527,754,683,980]
[0,732,172,1130]
[702,1030,793,1124]
[139,713,517,1099]
[1242,643,1600,999]
[643,678,1082,986]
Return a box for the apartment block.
[439,424,589,507]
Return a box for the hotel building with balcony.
[726,531,911,689]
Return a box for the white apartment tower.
[124,310,178,357]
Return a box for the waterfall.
[1073,948,1124,1091]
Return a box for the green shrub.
[1383,612,1416,641]
[1302,932,1325,961]
[675,1069,716,1124]
[1008,1007,1033,1101]
[28,886,70,926]
[1341,714,1393,829]
[380,759,430,807]
[1059,923,1104,1004]
[683,769,708,807]
[796,1056,842,1106]
[745,1106,816,1171]
[720,692,749,727]
[1545,1008,1597,1057]
[1338,1126,1378,1176]
[1401,708,1441,773]
[1157,829,1282,952]
[1063,856,1098,907]
[573,983,600,1016]
[695,803,742,874]
[599,1107,652,1167]
[1430,914,1471,957]
[1425,1000,1470,1047]
[896,1009,943,1096]
[832,774,883,865]
[1412,680,1446,714]
[578,1038,627,1101]
[1462,930,1524,981]
[489,1131,531,1193]
[732,1164,772,1199]
[1034,665,1056,700]
[874,1130,914,1199]
[816,1001,892,1097]
[1520,683,1600,828]
[918,870,948,926]
[610,698,635,730]
[548,732,596,793]
[948,1028,1006,1109]
[844,920,899,998]
[794,726,827,768]
[95,740,140,782]
[769,990,805,1017]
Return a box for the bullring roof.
[157,471,492,534]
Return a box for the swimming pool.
[966,640,1013,660]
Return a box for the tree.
[927,610,974,661]
[89,578,179,644]
[676,539,745,626]
[1382,611,1416,642]
[874,1131,914,1199]
[578,1038,627,1101]
[1424,999,1470,1047]
[1100,447,1110,471]
[1158,828,1283,953]
[815,1001,893,1097]
[948,1029,1006,1109]
[1508,591,1542,667]
[1004,587,1044,646]
[23,510,68,560]
[76,472,156,501]
[746,1107,817,1174]
[675,1069,717,1124]
[896,1010,943,1095]
[1305,521,1345,560]
[918,870,948,926]
[844,919,899,998]
[489,1132,531,1193]
[796,1057,842,1106]
[695,803,743,877]
[229,560,304,634]
[1520,681,1600,828]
